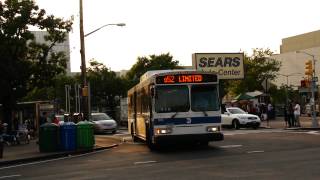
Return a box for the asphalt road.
[1,129,320,180]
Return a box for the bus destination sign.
[156,74,217,84]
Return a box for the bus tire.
[199,140,209,147]
[232,119,240,130]
[131,124,139,142]
[146,128,157,150]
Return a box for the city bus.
[128,70,223,149]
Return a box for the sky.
[35,0,320,72]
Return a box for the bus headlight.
[155,128,172,134]
[207,126,220,132]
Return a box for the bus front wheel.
[146,129,157,150]
[131,124,139,142]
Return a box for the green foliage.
[227,48,281,95]
[87,59,127,111]
[0,0,72,103]
[0,0,72,127]
[126,53,182,85]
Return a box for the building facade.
[272,30,320,88]
[32,31,71,75]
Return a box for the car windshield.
[155,85,189,113]
[191,84,219,112]
[228,108,246,114]
[91,114,112,121]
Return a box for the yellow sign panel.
[192,53,244,79]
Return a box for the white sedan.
[91,113,117,134]
[221,107,261,129]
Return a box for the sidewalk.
[0,135,120,166]
[260,115,320,130]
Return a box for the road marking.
[247,150,265,154]
[219,145,243,148]
[305,131,320,135]
[0,148,114,170]
[0,174,21,179]
[134,160,157,165]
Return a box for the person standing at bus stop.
[40,112,48,125]
[287,102,294,128]
[294,102,301,127]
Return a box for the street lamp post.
[79,0,125,120]
[85,23,125,37]
[278,73,302,105]
[296,50,318,128]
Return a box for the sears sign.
[192,53,244,80]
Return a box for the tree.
[226,48,281,95]
[87,59,127,117]
[125,53,182,87]
[0,0,72,129]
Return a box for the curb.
[0,144,118,167]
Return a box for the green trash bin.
[76,121,94,149]
[39,123,59,152]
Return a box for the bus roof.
[140,69,197,82]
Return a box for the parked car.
[91,113,117,134]
[221,107,261,129]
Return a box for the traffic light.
[305,60,313,76]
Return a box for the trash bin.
[76,121,94,149]
[39,123,59,152]
[60,122,76,151]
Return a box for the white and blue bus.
[128,70,223,149]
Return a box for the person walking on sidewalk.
[283,104,288,127]
[294,102,301,127]
[287,102,294,128]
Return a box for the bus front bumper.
[154,132,224,144]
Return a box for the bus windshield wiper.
[202,111,208,117]
[171,112,179,118]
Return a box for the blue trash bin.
[60,122,76,151]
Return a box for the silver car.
[91,113,117,134]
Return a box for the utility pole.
[79,0,89,120]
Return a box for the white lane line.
[0,174,21,179]
[134,161,157,165]
[219,145,243,148]
[247,150,265,154]
[0,148,113,170]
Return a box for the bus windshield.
[155,85,189,113]
[191,84,219,112]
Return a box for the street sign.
[310,98,315,105]
[313,77,318,82]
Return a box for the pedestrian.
[283,104,288,127]
[255,104,260,116]
[267,103,273,120]
[294,102,301,127]
[40,112,48,126]
[0,120,3,135]
[52,116,59,125]
[287,102,294,128]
